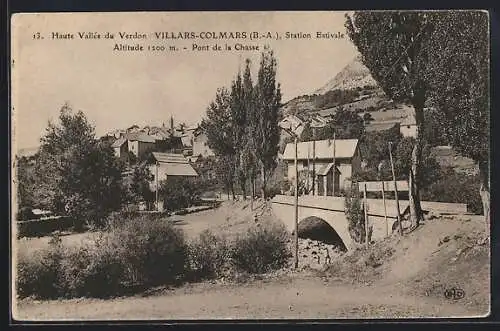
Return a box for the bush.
[108,215,188,287]
[58,234,126,298]
[160,177,201,211]
[345,189,369,244]
[187,230,230,280]
[231,222,291,274]
[16,207,36,221]
[16,214,189,299]
[421,169,483,214]
[16,235,64,299]
[17,216,74,238]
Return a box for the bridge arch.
[297,216,347,252]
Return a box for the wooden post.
[155,161,159,211]
[388,142,403,236]
[307,144,310,195]
[363,183,369,246]
[382,180,388,237]
[332,131,336,197]
[312,128,316,196]
[294,135,299,269]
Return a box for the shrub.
[17,216,74,238]
[108,215,188,286]
[421,169,483,214]
[16,207,36,221]
[16,234,64,299]
[230,222,291,274]
[58,234,126,298]
[345,189,369,244]
[16,214,189,299]
[187,230,230,280]
[160,177,201,211]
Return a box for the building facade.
[192,131,215,158]
[282,139,362,195]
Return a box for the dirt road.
[14,274,481,320]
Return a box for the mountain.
[314,55,378,94]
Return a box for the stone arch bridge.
[271,195,467,250]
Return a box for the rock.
[297,216,347,250]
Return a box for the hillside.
[281,56,391,118]
[315,55,378,94]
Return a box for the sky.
[11,11,358,150]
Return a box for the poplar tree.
[346,12,434,229]
[254,50,282,198]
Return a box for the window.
[302,160,308,167]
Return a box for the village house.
[282,138,362,195]
[148,152,199,211]
[280,114,305,137]
[111,137,129,161]
[400,112,417,138]
[192,129,215,158]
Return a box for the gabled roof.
[401,115,416,126]
[151,152,198,177]
[282,139,359,161]
[151,152,190,164]
[111,137,127,148]
[125,132,156,143]
[365,122,399,132]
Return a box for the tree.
[425,11,489,224]
[230,69,248,199]
[214,154,237,200]
[200,87,237,198]
[36,103,124,229]
[242,58,259,203]
[254,50,282,198]
[299,122,311,142]
[316,108,365,140]
[359,124,402,172]
[124,161,154,206]
[16,155,37,211]
[393,137,441,190]
[346,12,435,229]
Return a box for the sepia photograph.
[10,10,490,320]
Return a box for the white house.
[282,138,362,195]
[192,130,215,158]
[400,113,417,138]
[125,132,157,158]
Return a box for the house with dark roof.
[148,152,198,210]
[111,137,128,160]
[124,132,157,158]
[282,139,361,195]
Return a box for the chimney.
[170,116,174,132]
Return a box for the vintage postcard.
[11,11,490,321]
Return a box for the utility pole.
[312,128,316,196]
[379,162,389,238]
[363,183,369,247]
[388,142,403,236]
[382,180,389,237]
[294,135,299,269]
[155,160,159,211]
[332,131,336,197]
[279,118,312,270]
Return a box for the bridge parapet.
[271,195,469,250]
